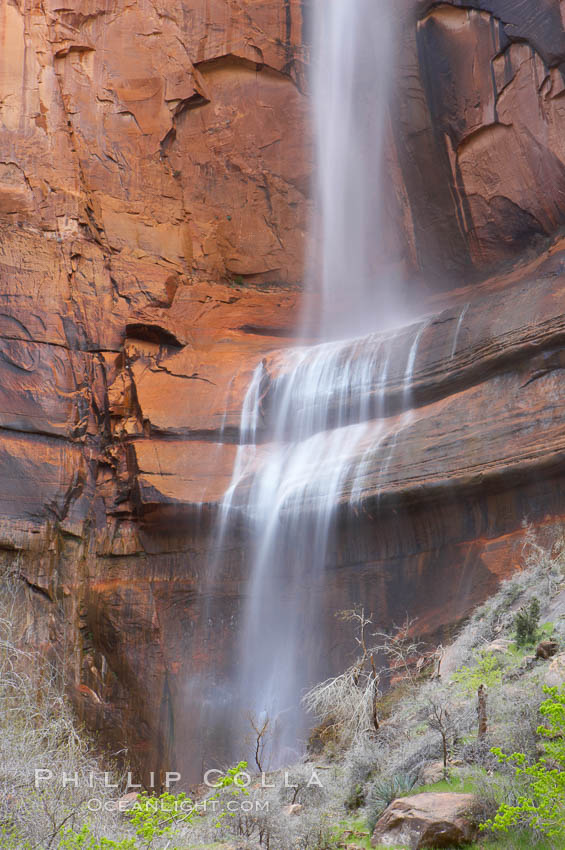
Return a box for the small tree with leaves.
[481,686,565,841]
[514,598,541,647]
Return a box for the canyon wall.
[2,0,565,781]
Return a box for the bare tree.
[302,607,381,745]
[431,644,444,680]
[339,608,380,732]
[477,684,488,739]
[427,698,453,777]
[372,616,426,688]
[249,713,270,773]
[0,571,125,847]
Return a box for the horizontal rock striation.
[260,264,565,432]
[131,263,565,520]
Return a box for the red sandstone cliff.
[2,0,565,781]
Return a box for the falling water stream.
[196,0,426,769]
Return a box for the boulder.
[371,792,480,849]
[536,640,559,660]
[118,792,139,812]
[283,803,304,816]
[487,639,513,657]
[418,762,447,786]
[544,653,565,688]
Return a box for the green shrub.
[452,651,502,695]
[0,825,32,849]
[344,783,365,812]
[59,762,249,849]
[515,598,541,647]
[481,686,565,841]
[59,789,193,850]
[59,825,136,849]
[366,773,417,833]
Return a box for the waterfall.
[222,339,396,765]
[306,0,400,338]
[193,0,420,770]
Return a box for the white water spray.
[195,0,424,768]
[306,0,400,338]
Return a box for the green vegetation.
[0,825,32,850]
[332,817,372,849]
[53,765,250,850]
[310,531,565,850]
[410,774,478,796]
[366,772,418,833]
[469,836,555,850]
[515,597,542,647]
[482,686,565,842]
[452,650,502,695]
[344,783,365,812]
[334,814,557,850]
[59,825,136,850]
[443,835,554,850]
[59,790,195,850]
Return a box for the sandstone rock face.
[371,793,480,849]
[396,0,565,280]
[0,0,308,781]
[3,0,565,784]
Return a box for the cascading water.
[220,339,396,764]
[306,0,400,338]
[193,0,424,770]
